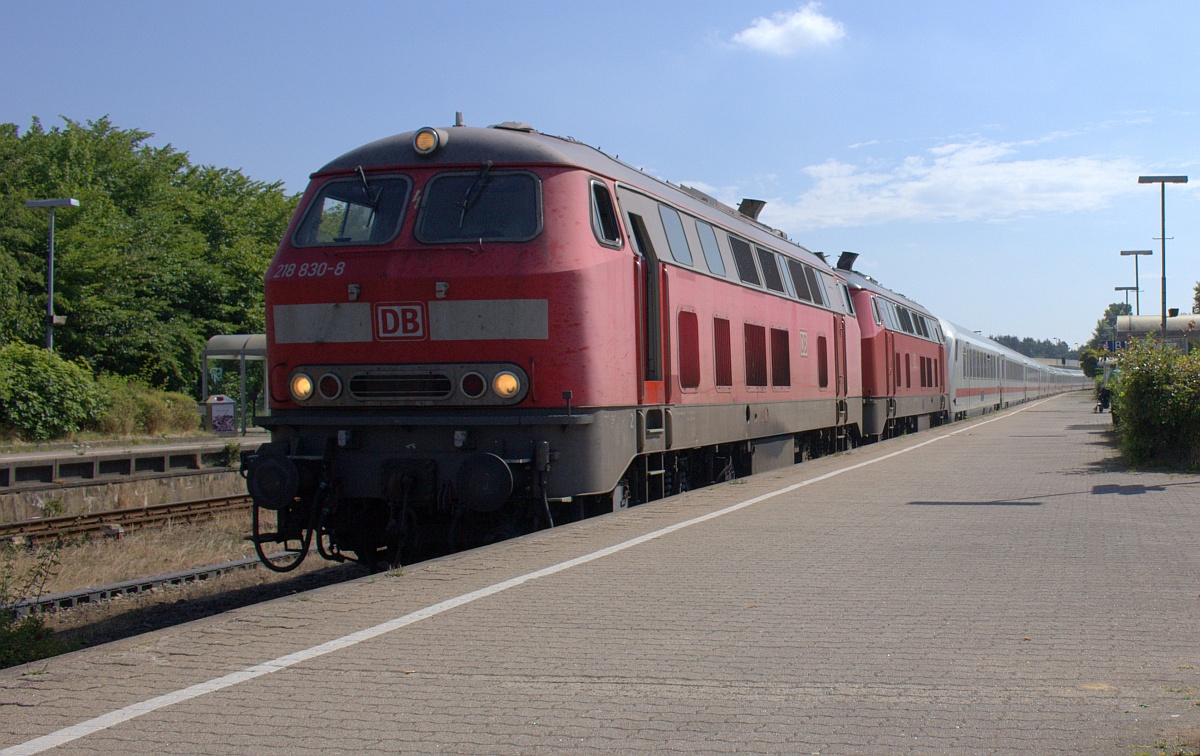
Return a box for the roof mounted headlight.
[413,127,448,156]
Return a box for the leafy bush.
[0,342,108,441]
[1112,338,1200,466]
[93,375,199,436]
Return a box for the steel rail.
[0,494,253,544]
[9,553,270,618]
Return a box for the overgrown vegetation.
[0,115,297,442]
[1,499,71,668]
[1111,337,1200,467]
[0,342,106,441]
[92,375,198,437]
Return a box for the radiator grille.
[348,373,453,399]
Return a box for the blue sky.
[4,1,1198,349]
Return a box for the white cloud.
[759,139,1141,230]
[732,3,845,55]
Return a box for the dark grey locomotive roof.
[839,267,935,317]
[317,123,833,273]
[319,124,583,173]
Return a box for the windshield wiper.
[355,165,378,207]
[457,160,493,227]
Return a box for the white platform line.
[2,399,1048,755]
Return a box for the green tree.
[989,334,1076,360]
[0,117,297,393]
[1086,302,1133,350]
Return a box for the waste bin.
[204,394,236,433]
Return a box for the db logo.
[374,303,426,340]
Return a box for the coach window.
[658,204,694,266]
[727,235,762,286]
[694,221,726,277]
[417,170,541,243]
[590,181,622,247]
[294,175,411,247]
[756,247,786,293]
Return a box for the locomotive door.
[884,330,896,396]
[625,210,666,405]
[617,186,669,406]
[833,314,848,422]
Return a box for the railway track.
[0,494,253,545]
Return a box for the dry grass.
[11,509,261,595]
[2,510,365,656]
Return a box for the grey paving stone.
[2,394,1198,754]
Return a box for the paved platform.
[2,393,1198,754]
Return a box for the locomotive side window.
[590,181,622,247]
[744,324,768,387]
[805,267,827,307]
[785,259,812,302]
[839,283,856,316]
[778,257,798,298]
[657,205,694,266]
[694,221,726,277]
[417,170,541,243]
[871,296,882,326]
[294,176,411,247]
[714,317,733,388]
[727,235,762,286]
[755,248,786,293]
[678,311,701,390]
[770,328,791,387]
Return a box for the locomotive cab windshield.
[416,170,541,243]
[293,175,411,246]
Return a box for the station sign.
[1102,340,1127,351]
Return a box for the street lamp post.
[1137,175,1188,338]
[1115,286,1137,341]
[23,198,80,350]
[1119,249,1153,315]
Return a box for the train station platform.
[2,392,1198,754]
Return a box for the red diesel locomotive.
[243,120,1087,570]
[243,121,869,569]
